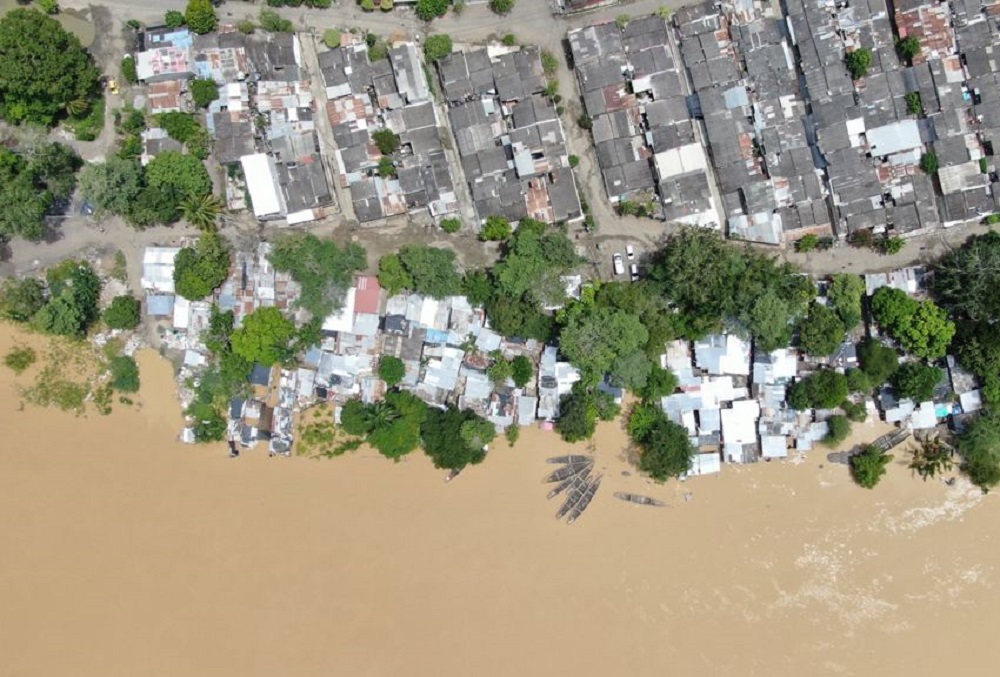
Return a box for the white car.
[630,264,640,282]
[625,245,635,260]
[613,253,625,276]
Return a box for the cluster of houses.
[132,25,335,225]
[569,1,1000,247]
[141,237,983,475]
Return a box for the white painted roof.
[240,153,286,218]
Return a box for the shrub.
[480,215,512,241]
[845,48,873,80]
[440,217,461,233]
[878,236,905,255]
[165,10,186,28]
[501,33,516,46]
[190,79,219,108]
[110,355,140,393]
[259,9,294,32]
[361,0,376,10]
[615,13,630,29]
[851,445,893,489]
[490,0,515,15]
[920,151,939,174]
[788,370,849,410]
[897,36,920,63]
[568,154,580,168]
[423,33,453,61]
[237,20,256,34]
[378,156,395,177]
[372,128,400,155]
[323,29,341,48]
[797,234,820,252]
[841,400,868,422]
[39,0,59,14]
[379,356,406,386]
[121,56,138,83]
[823,415,851,447]
[905,91,922,116]
[511,355,533,388]
[415,0,449,21]
[4,345,36,374]
[577,115,592,130]
[104,294,141,330]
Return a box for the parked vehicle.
[630,263,639,282]
[613,253,625,275]
[625,245,635,260]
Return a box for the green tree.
[841,399,868,422]
[31,294,83,336]
[165,10,186,28]
[440,217,461,234]
[511,355,533,388]
[415,0,450,21]
[462,269,491,306]
[905,91,923,116]
[423,34,453,61]
[897,36,920,63]
[823,415,851,447]
[910,438,953,481]
[797,303,846,357]
[858,338,899,386]
[27,141,82,200]
[79,157,144,218]
[638,365,678,402]
[104,294,141,330]
[879,236,905,255]
[933,231,1000,323]
[377,155,395,178]
[173,231,231,301]
[489,0,515,14]
[422,406,489,470]
[231,307,296,366]
[368,391,426,460]
[559,306,648,381]
[555,387,597,443]
[459,417,496,450]
[828,274,865,330]
[845,47,872,80]
[372,128,400,155]
[958,409,1000,492]
[340,399,371,436]
[631,407,694,482]
[487,358,513,385]
[189,402,226,442]
[259,9,294,33]
[379,356,406,386]
[788,369,849,410]
[892,362,942,402]
[871,287,955,359]
[398,245,462,298]
[185,0,218,34]
[269,234,367,319]
[179,192,223,230]
[846,368,871,394]
[748,291,793,353]
[378,253,414,295]
[0,277,46,322]
[0,9,100,126]
[796,234,819,252]
[145,150,211,201]
[609,350,652,391]
[190,78,219,108]
[121,55,138,84]
[851,445,893,489]
[920,151,939,174]
[109,355,140,392]
[480,215,512,241]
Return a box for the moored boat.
[542,460,592,483]
[613,492,665,507]
[567,475,602,524]
[546,455,591,464]
[547,467,590,499]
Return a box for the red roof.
[354,275,382,315]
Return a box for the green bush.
[905,91,922,116]
[104,294,141,330]
[67,96,105,142]
[490,0,515,14]
[121,56,138,83]
[423,34,453,61]
[110,355,140,392]
[568,154,579,168]
[4,345,36,374]
[501,33,516,46]
[920,151,939,174]
[897,36,920,63]
[379,356,406,386]
[372,128,400,154]
[165,10,186,28]
[823,415,851,447]
[440,217,461,233]
[845,48,873,80]
[260,9,294,33]
[190,78,219,108]
[796,234,820,252]
[851,445,892,489]
[323,29,341,48]
[480,215,512,241]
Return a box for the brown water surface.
[0,324,996,676]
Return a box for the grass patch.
[4,345,36,374]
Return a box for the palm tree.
[910,438,954,481]
[65,97,90,118]
[179,193,223,230]
[362,401,399,432]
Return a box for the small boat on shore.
[567,475,602,524]
[445,468,461,482]
[546,455,591,465]
[613,492,665,507]
[547,467,590,499]
[543,461,592,483]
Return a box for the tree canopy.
[104,294,141,330]
[797,302,845,357]
[78,157,144,221]
[389,245,463,298]
[0,142,80,241]
[629,403,694,481]
[827,274,866,330]
[231,307,296,366]
[173,231,231,301]
[378,356,406,386]
[788,369,849,410]
[185,0,218,34]
[959,409,1000,492]
[559,306,648,382]
[648,228,813,341]
[190,78,219,108]
[145,150,212,202]
[892,362,942,402]
[26,261,101,337]
[269,234,367,318]
[0,9,100,126]
[845,48,873,80]
[858,338,899,386]
[851,445,892,488]
[0,277,46,322]
[871,287,955,359]
[415,0,450,21]
[934,231,1000,324]
[423,34,453,61]
[421,406,490,471]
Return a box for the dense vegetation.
[0,9,100,126]
[269,234,367,319]
[851,445,892,488]
[379,245,463,298]
[0,142,81,241]
[173,231,231,301]
[628,402,695,481]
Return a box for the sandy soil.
[1,322,997,677]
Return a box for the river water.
[0,324,996,676]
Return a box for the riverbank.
[1,323,997,676]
